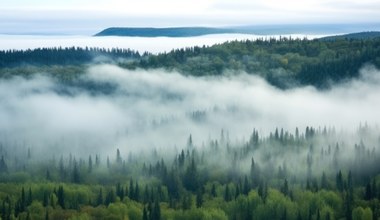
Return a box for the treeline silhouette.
[0,47,142,68]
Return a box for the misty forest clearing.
[1,36,380,220]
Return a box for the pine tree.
[135,182,140,202]
[45,210,49,220]
[88,155,93,173]
[258,181,267,202]
[281,179,289,196]
[336,170,343,192]
[105,189,116,205]
[57,186,65,209]
[116,149,122,164]
[152,199,161,220]
[196,190,203,208]
[224,184,231,202]
[43,191,49,207]
[142,206,148,220]
[21,187,26,212]
[27,187,32,206]
[321,172,328,189]
[96,188,103,206]
[72,159,80,183]
[211,183,217,197]
[0,156,8,173]
[129,179,134,200]
[243,175,250,195]
[183,158,198,192]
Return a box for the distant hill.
[320,31,380,41]
[94,27,236,37]
[94,24,380,37]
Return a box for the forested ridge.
[1,36,380,89]
[124,36,380,88]
[1,126,380,219]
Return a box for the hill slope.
[1,35,380,90]
[320,31,380,41]
[122,37,380,88]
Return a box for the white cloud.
[1,65,380,157]
[1,0,380,34]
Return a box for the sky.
[1,0,380,35]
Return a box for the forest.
[1,36,380,89]
[1,125,380,219]
[0,35,380,219]
[123,36,380,88]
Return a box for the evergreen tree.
[336,170,344,192]
[243,175,250,195]
[281,179,289,196]
[43,191,49,207]
[105,189,116,205]
[88,155,93,173]
[321,172,328,189]
[20,187,26,212]
[152,200,161,220]
[116,148,122,164]
[258,181,268,202]
[142,206,148,220]
[27,187,32,206]
[96,188,103,206]
[129,179,135,200]
[196,190,203,208]
[135,182,140,202]
[57,186,65,209]
[183,158,198,192]
[211,183,217,197]
[45,210,49,220]
[224,184,231,202]
[0,156,8,173]
[72,159,80,183]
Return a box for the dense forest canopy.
[1,125,380,219]
[1,36,380,89]
[123,36,380,88]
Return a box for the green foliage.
[0,47,141,68]
[1,126,380,219]
[121,37,380,89]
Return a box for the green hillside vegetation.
[320,31,380,41]
[123,36,380,88]
[1,36,380,89]
[1,126,380,219]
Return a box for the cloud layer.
[0,65,379,158]
[1,0,380,34]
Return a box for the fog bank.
[0,34,326,54]
[0,65,379,156]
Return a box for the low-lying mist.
[0,64,380,158]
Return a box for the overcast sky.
[1,0,380,35]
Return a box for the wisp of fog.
[0,65,379,157]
